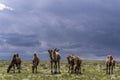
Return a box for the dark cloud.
[1,33,40,47]
[0,0,120,60]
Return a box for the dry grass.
[0,60,120,80]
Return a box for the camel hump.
[72,56,76,59]
[73,56,80,59]
[55,52,60,55]
[77,56,80,59]
[107,55,113,59]
[112,59,116,63]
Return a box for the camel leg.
[74,65,77,74]
[75,67,77,74]
[32,65,34,73]
[108,66,110,74]
[56,62,57,73]
[7,64,13,73]
[111,66,113,74]
[113,64,115,69]
[68,64,70,73]
[13,65,15,73]
[54,62,57,74]
[68,64,71,73]
[36,66,37,73]
[51,61,53,74]
[16,63,21,73]
[76,65,80,74]
[18,64,21,73]
[106,65,108,74]
[71,64,74,73]
[79,65,81,74]
[58,61,61,74]
[76,66,79,74]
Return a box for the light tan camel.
[7,53,21,73]
[32,53,40,73]
[105,55,116,74]
[48,48,61,74]
[67,55,82,74]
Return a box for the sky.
[0,0,120,60]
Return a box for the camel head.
[67,55,74,64]
[54,48,60,52]
[107,55,113,61]
[48,50,53,60]
[34,53,37,57]
[13,54,17,59]
[16,53,19,57]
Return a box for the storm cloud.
[0,0,120,60]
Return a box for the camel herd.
[7,48,116,75]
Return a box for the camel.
[67,55,74,73]
[7,53,21,73]
[105,55,116,74]
[32,53,40,73]
[67,55,82,74]
[48,48,61,74]
[73,56,82,74]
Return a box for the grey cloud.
[0,0,120,60]
[1,33,40,47]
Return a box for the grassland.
[0,60,120,80]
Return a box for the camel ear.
[13,54,16,58]
[48,50,50,53]
[48,50,53,54]
[54,48,57,52]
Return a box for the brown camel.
[73,56,82,74]
[48,48,61,74]
[32,53,40,73]
[67,55,82,74]
[7,53,21,73]
[105,55,116,74]
[67,55,74,73]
